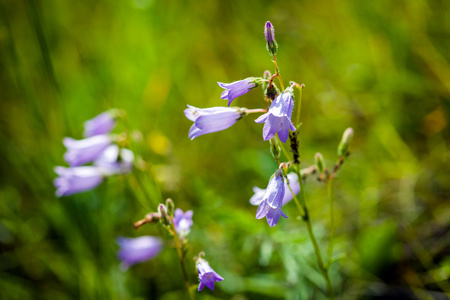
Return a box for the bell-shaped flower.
[254,170,288,227]
[83,111,116,137]
[217,77,260,106]
[173,208,193,238]
[184,105,242,140]
[250,173,299,207]
[117,236,162,270]
[54,166,103,197]
[196,258,224,291]
[94,144,134,175]
[63,135,111,167]
[255,90,296,143]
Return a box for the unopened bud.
[265,83,279,101]
[133,212,161,230]
[262,70,271,91]
[165,199,175,216]
[269,137,281,159]
[265,21,278,56]
[314,152,326,174]
[158,204,170,226]
[337,128,354,157]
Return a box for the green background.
[1,0,449,299]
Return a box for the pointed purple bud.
[255,90,296,143]
[184,105,243,140]
[93,144,134,175]
[265,21,278,56]
[83,111,116,137]
[173,208,193,238]
[116,236,162,270]
[63,135,111,167]
[217,77,261,106]
[196,258,224,291]
[54,166,103,197]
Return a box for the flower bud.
[158,204,170,226]
[265,83,279,101]
[269,137,281,159]
[265,21,278,56]
[337,128,354,157]
[262,70,271,91]
[166,198,175,216]
[314,152,326,174]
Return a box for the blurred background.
[0,0,449,299]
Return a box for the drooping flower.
[117,236,162,270]
[94,144,134,175]
[63,135,111,167]
[254,170,288,227]
[255,90,296,143]
[54,166,103,197]
[264,21,278,56]
[184,105,242,140]
[217,77,260,106]
[250,173,299,207]
[83,111,116,137]
[173,208,193,237]
[196,258,224,291]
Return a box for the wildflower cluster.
[184,21,355,299]
[54,110,134,197]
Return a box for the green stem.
[278,137,292,162]
[272,55,285,90]
[327,180,335,267]
[295,85,303,126]
[296,169,335,300]
[170,218,194,300]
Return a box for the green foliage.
[1,0,449,299]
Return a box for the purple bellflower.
[217,77,260,106]
[253,170,288,227]
[94,144,134,175]
[117,236,162,270]
[184,105,243,140]
[54,166,103,197]
[250,173,299,207]
[173,208,193,237]
[255,89,296,143]
[63,135,111,167]
[196,258,224,291]
[83,111,116,137]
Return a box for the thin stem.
[278,137,292,162]
[294,84,304,126]
[327,180,335,267]
[170,218,194,300]
[296,168,335,300]
[243,108,267,114]
[286,180,305,217]
[272,55,285,90]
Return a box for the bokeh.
[1,0,449,299]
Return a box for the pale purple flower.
[255,90,296,143]
[54,166,103,197]
[94,144,134,175]
[217,78,259,106]
[63,135,111,167]
[184,105,242,140]
[250,173,299,207]
[254,170,287,227]
[117,236,162,270]
[83,111,116,137]
[196,258,224,291]
[173,208,193,237]
[265,21,278,55]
